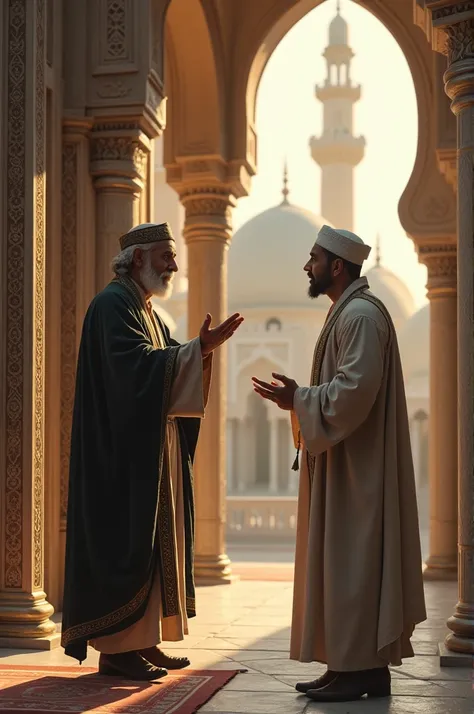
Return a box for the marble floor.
[0,579,472,713]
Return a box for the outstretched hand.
[252,373,299,411]
[200,313,244,356]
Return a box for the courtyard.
[1,578,471,713]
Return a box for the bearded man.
[61,223,243,681]
[252,225,426,703]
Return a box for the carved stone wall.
[60,141,78,526]
[3,0,46,592]
[0,0,56,646]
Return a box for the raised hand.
[252,372,299,411]
[200,313,244,356]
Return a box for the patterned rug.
[0,664,242,714]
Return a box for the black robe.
[61,278,200,663]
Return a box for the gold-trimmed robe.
[90,283,211,654]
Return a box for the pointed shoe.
[306,667,391,703]
[98,652,168,681]
[139,647,190,670]
[295,670,337,694]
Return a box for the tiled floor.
[0,580,471,713]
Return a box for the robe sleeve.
[293,315,387,456]
[168,337,213,417]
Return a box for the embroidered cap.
[316,225,371,266]
[119,222,175,251]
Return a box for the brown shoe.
[98,652,168,681]
[306,667,391,702]
[295,670,337,693]
[139,646,190,670]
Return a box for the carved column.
[443,14,474,658]
[0,0,57,648]
[180,186,236,584]
[420,245,458,581]
[90,122,151,290]
[57,120,95,609]
[417,1,474,658]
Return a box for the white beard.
[140,254,174,299]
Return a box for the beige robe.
[290,277,426,671]
[92,323,211,654]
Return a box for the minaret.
[281,160,290,204]
[375,232,381,267]
[310,1,365,231]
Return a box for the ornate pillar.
[420,245,458,581]
[444,14,474,659]
[179,185,236,584]
[0,0,58,648]
[167,156,250,584]
[416,0,474,659]
[90,123,152,290]
[58,119,95,609]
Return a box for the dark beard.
[308,267,333,299]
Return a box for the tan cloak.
[92,293,211,654]
[290,277,426,671]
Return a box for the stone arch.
[230,0,455,241]
[163,0,226,165]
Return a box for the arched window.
[265,317,282,332]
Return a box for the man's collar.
[331,276,369,314]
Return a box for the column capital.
[180,187,236,246]
[167,156,252,245]
[90,120,151,193]
[415,2,474,54]
[419,243,457,297]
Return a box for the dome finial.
[375,232,381,267]
[337,0,341,14]
[282,159,290,204]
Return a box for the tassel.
[291,431,301,471]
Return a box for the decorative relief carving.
[91,135,148,179]
[60,142,78,521]
[96,80,131,99]
[5,0,27,589]
[181,187,234,222]
[146,81,164,115]
[423,195,451,221]
[445,20,474,64]
[33,0,46,591]
[432,3,474,22]
[106,0,127,59]
[93,121,138,133]
[419,244,457,294]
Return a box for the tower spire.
[375,233,381,267]
[282,160,290,204]
[309,4,364,230]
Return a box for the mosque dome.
[398,304,429,381]
[329,6,348,46]
[229,171,331,309]
[363,238,415,327]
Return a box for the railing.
[226,496,298,542]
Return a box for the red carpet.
[0,664,242,714]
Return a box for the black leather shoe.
[139,647,190,670]
[98,652,168,681]
[295,670,337,693]
[306,667,391,702]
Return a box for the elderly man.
[61,223,243,680]
[252,226,426,703]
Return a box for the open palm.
[200,313,244,356]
